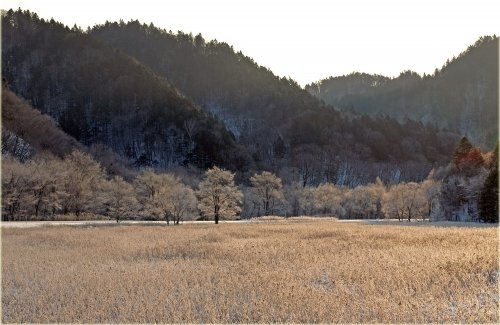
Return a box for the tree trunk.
[35,198,41,217]
[214,203,219,224]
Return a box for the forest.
[2,120,498,223]
[306,36,499,149]
[1,9,498,223]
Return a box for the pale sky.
[2,0,499,86]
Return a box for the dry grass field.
[2,220,498,323]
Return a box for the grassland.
[2,220,498,323]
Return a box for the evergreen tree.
[479,144,499,222]
[478,168,499,222]
[451,137,485,176]
[452,137,474,166]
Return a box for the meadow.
[2,220,498,323]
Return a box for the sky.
[2,0,499,86]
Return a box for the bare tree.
[197,166,242,224]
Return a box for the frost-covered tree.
[60,150,106,216]
[341,179,385,219]
[102,176,139,222]
[313,183,342,216]
[2,154,68,220]
[134,169,163,206]
[367,177,386,219]
[249,171,284,216]
[197,166,242,224]
[241,186,260,218]
[343,187,370,218]
[134,170,197,224]
[1,156,32,220]
[163,182,197,224]
[282,182,303,216]
[421,178,441,221]
[383,182,427,222]
[297,186,316,216]
[27,154,67,217]
[435,139,489,221]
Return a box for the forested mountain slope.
[2,9,461,185]
[88,19,458,184]
[2,85,82,160]
[1,9,250,170]
[306,36,499,148]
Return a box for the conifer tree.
[479,144,499,222]
[478,168,498,222]
[452,137,473,166]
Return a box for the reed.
[2,221,498,323]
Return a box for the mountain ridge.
[306,36,499,149]
[2,8,466,186]
[2,9,252,171]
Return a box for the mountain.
[1,9,251,171]
[2,9,461,185]
[89,20,324,167]
[87,19,459,183]
[2,84,82,160]
[2,84,139,179]
[306,36,499,148]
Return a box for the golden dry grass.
[2,221,498,323]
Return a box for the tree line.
[2,137,497,223]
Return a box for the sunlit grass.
[2,221,498,323]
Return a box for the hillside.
[1,9,250,171]
[2,9,461,185]
[88,19,458,184]
[1,85,82,160]
[306,36,499,148]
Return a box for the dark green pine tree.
[478,168,499,222]
[488,143,499,168]
[479,144,499,222]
